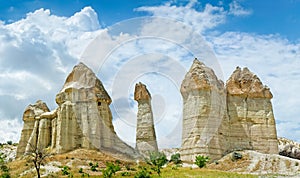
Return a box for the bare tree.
[25,143,51,178]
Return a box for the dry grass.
[5,149,260,178]
[208,152,251,172]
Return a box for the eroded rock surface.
[17,63,139,159]
[226,67,278,154]
[180,59,229,162]
[278,137,300,160]
[134,82,158,156]
[180,59,278,162]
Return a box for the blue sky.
[1,0,300,40]
[0,0,300,148]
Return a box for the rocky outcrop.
[180,59,278,162]
[278,137,300,160]
[226,67,278,154]
[134,82,158,156]
[17,63,139,159]
[17,100,50,157]
[180,59,229,162]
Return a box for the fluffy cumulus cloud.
[0,6,103,143]
[1,1,300,146]
[136,1,300,142]
[209,32,300,141]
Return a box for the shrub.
[134,166,150,178]
[79,168,83,173]
[146,151,168,176]
[6,141,12,145]
[121,171,131,176]
[89,162,98,172]
[0,153,10,178]
[170,153,182,165]
[61,166,70,175]
[0,172,10,178]
[195,155,209,168]
[102,162,121,178]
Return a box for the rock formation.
[134,82,158,156]
[17,59,279,162]
[17,62,139,158]
[180,59,278,162]
[180,59,229,161]
[226,67,278,154]
[17,100,50,157]
[278,137,300,160]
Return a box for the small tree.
[146,151,168,176]
[195,155,209,168]
[25,143,50,178]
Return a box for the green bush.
[0,153,10,178]
[146,151,168,176]
[195,155,209,168]
[134,166,151,178]
[0,172,10,178]
[89,162,98,172]
[79,168,83,173]
[102,162,121,178]
[170,153,182,165]
[121,171,131,176]
[6,141,12,145]
[61,166,70,175]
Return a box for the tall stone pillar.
[134,82,158,156]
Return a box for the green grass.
[69,166,258,178]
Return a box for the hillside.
[1,140,300,177]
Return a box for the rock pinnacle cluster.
[17,63,139,158]
[180,59,278,162]
[17,59,278,162]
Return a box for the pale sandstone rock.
[134,82,158,156]
[17,100,50,157]
[180,59,229,162]
[278,137,300,160]
[17,62,139,159]
[226,67,278,154]
[180,60,278,162]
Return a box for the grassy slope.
[4,149,258,178]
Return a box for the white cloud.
[135,3,226,34]
[229,0,252,16]
[1,1,300,148]
[0,7,102,143]
[207,32,300,142]
[0,118,22,143]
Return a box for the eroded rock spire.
[134,82,158,156]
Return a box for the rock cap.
[226,67,273,98]
[134,82,151,101]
